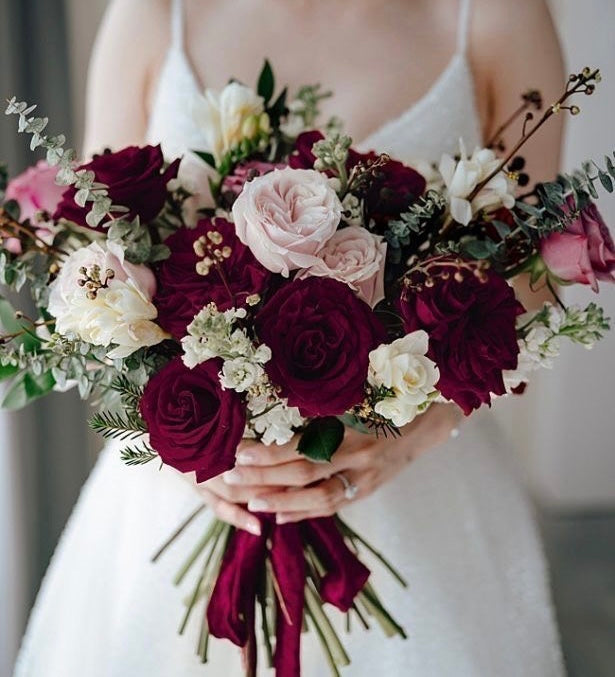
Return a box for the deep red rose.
[255,277,387,417]
[540,197,615,292]
[140,357,245,483]
[289,131,426,227]
[154,217,270,338]
[53,145,179,228]
[399,259,524,415]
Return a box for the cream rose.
[439,140,516,225]
[368,331,439,426]
[232,167,342,276]
[48,242,168,358]
[193,82,266,162]
[296,225,387,307]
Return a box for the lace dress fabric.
[13,1,564,675]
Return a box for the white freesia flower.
[368,331,439,427]
[439,140,516,225]
[193,82,265,162]
[47,242,168,359]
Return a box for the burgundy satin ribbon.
[207,516,370,676]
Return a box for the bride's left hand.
[222,403,461,524]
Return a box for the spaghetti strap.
[170,0,184,50]
[456,0,472,54]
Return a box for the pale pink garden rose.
[4,160,65,254]
[296,225,387,307]
[540,199,615,292]
[232,167,342,276]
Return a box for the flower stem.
[151,504,206,563]
[174,519,222,586]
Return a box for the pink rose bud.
[540,198,615,292]
[5,160,65,222]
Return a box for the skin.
[84,0,564,536]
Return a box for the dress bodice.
[146,0,482,166]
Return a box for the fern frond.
[89,410,146,440]
[120,442,158,466]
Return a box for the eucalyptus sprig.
[5,98,123,228]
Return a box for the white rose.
[232,168,342,276]
[368,331,439,404]
[220,358,264,393]
[439,140,516,225]
[374,395,419,428]
[193,82,265,162]
[48,242,168,358]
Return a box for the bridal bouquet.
[1,62,613,675]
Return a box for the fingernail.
[223,470,241,484]
[276,514,288,525]
[236,451,254,466]
[248,498,269,512]
[246,520,261,536]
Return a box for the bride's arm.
[82,0,170,157]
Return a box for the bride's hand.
[222,404,461,524]
[189,437,301,536]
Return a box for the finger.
[223,459,333,488]
[235,436,301,467]
[198,486,261,536]
[200,478,279,504]
[247,476,346,514]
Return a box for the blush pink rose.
[5,160,65,222]
[231,167,342,276]
[4,160,65,255]
[295,226,387,307]
[540,199,615,292]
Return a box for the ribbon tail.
[304,517,370,611]
[270,522,306,677]
[207,527,267,647]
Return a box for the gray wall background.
[0,1,613,675]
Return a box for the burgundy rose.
[154,217,270,338]
[540,198,615,292]
[289,131,426,226]
[399,259,524,415]
[53,145,179,228]
[140,357,245,483]
[255,277,387,417]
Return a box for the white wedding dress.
[13,1,565,675]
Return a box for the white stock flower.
[439,140,516,225]
[248,399,305,446]
[368,330,439,427]
[220,358,265,393]
[47,242,167,359]
[193,82,265,162]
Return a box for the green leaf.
[0,363,19,382]
[297,417,345,463]
[598,170,613,193]
[605,155,615,180]
[0,297,41,352]
[257,59,275,104]
[268,86,288,120]
[491,219,511,239]
[462,239,496,259]
[195,150,216,169]
[1,370,55,410]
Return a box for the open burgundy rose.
[255,276,387,417]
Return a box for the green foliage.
[119,442,158,466]
[0,295,41,351]
[297,416,345,463]
[257,59,275,105]
[106,217,170,265]
[89,409,147,440]
[1,370,55,409]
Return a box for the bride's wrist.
[400,403,464,459]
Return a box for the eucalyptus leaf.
[462,239,496,259]
[297,417,345,463]
[1,370,55,410]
